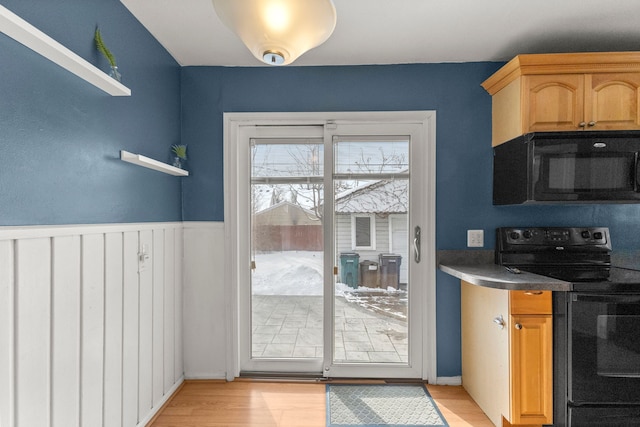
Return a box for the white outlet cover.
[467,229,484,247]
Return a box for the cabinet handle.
[493,315,505,330]
[588,121,597,127]
[515,323,523,330]
[524,290,544,296]
[578,121,586,128]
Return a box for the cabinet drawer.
[510,290,552,314]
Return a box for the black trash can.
[379,253,402,289]
[359,260,379,288]
[339,252,360,288]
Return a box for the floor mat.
[326,384,449,427]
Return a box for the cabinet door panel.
[461,281,509,427]
[523,74,584,132]
[510,314,553,425]
[588,73,640,130]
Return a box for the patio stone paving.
[251,293,408,363]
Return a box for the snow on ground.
[252,251,324,295]
[251,251,404,297]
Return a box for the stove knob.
[581,230,591,239]
[522,230,532,239]
[593,232,603,240]
[509,232,520,240]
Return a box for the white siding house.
[335,179,408,286]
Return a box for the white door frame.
[223,111,437,382]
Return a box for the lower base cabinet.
[461,281,553,427]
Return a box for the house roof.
[254,201,321,226]
[335,179,407,214]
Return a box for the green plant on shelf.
[172,144,187,160]
[171,144,187,169]
[94,28,121,81]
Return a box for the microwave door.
[536,152,639,201]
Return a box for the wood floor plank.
[148,380,493,427]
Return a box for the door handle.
[414,226,421,263]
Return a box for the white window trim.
[351,213,376,250]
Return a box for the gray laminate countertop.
[438,262,571,291]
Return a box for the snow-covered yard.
[251,251,407,320]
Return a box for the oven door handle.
[573,293,640,304]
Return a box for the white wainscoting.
[182,222,227,379]
[0,222,184,427]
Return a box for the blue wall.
[0,0,182,225]
[5,0,640,377]
[181,64,640,377]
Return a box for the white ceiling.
[121,0,640,67]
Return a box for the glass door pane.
[248,139,325,369]
[332,137,410,366]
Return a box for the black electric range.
[496,227,640,426]
[496,226,640,291]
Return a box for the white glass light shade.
[212,0,337,65]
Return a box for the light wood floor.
[148,379,494,427]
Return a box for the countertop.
[438,262,571,291]
[437,249,640,291]
[437,250,571,291]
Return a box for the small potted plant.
[172,144,187,169]
[94,28,121,82]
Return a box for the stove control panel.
[498,227,610,248]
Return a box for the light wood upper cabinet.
[588,73,640,130]
[482,52,640,146]
[523,74,584,132]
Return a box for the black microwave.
[493,131,640,205]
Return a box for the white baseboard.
[435,376,462,386]
[184,373,227,380]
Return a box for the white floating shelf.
[0,5,131,96]
[120,150,189,176]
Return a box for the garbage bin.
[339,252,360,288]
[359,260,379,288]
[379,254,402,289]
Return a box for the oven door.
[569,293,640,405]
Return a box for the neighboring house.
[335,179,408,285]
[253,201,322,251]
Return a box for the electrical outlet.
[467,229,484,247]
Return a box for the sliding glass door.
[226,113,435,380]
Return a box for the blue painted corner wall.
[5,0,640,378]
[0,0,182,225]
[181,64,640,377]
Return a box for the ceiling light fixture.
[212,0,337,66]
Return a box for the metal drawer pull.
[524,291,544,296]
[515,323,523,330]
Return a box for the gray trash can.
[379,254,402,289]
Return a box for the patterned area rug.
[326,384,449,427]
